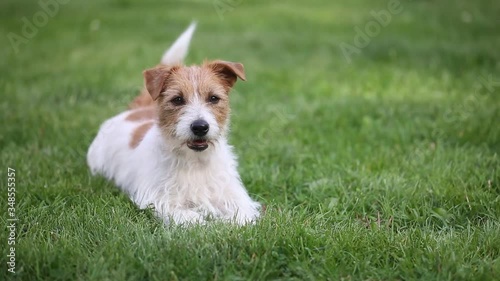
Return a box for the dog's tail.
[160,22,196,65]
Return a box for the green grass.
[1,0,499,280]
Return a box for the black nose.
[190,120,209,136]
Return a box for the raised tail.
[129,22,197,109]
[160,22,197,65]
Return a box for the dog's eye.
[171,96,185,106]
[209,95,220,104]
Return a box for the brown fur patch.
[143,65,179,101]
[129,122,154,149]
[205,60,246,89]
[125,106,157,122]
[129,89,155,109]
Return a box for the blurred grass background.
[0,0,499,280]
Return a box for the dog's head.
[143,60,245,152]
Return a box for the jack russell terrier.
[87,23,261,225]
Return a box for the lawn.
[1,0,499,280]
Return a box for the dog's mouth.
[187,139,209,151]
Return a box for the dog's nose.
[190,120,209,136]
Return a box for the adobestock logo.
[213,0,244,20]
[339,0,407,63]
[7,0,70,54]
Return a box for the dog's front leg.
[167,209,206,225]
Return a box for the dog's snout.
[191,120,209,136]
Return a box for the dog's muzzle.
[188,119,209,151]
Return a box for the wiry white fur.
[87,23,260,225]
[161,22,196,65]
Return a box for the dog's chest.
[155,152,237,209]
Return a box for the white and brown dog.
[87,23,260,225]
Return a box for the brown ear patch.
[143,65,178,100]
[125,106,157,122]
[129,121,154,149]
[206,60,246,89]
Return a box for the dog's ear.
[143,66,176,100]
[207,60,246,89]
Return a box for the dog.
[87,23,260,225]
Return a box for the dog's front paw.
[166,209,206,225]
[234,211,259,225]
[232,203,261,225]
